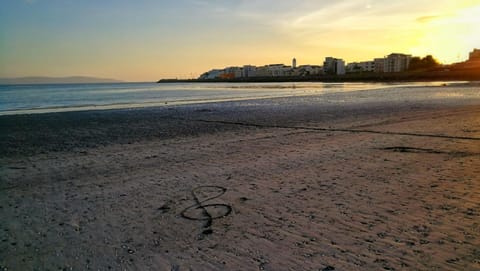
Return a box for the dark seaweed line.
[380,146,479,156]
[187,119,480,141]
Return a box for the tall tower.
[292,58,297,68]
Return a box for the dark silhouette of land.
[158,67,480,83]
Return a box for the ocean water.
[0,81,448,115]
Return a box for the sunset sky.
[1,0,479,81]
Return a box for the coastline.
[1,81,391,117]
[0,81,474,117]
[2,84,479,158]
[158,69,480,83]
[1,85,480,270]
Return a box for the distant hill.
[0,76,123,85]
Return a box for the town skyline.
[197,49,479,80]
[1,1,479,81]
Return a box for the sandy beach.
[1,85,480,270]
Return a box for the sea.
[0,81,452,116]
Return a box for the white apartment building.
[296,65,323,76]
[374,58,385,73]
[254,64,291,77]
[224,67,243,78]
[242,65,256,78]
[360,61,375,72]
[383,53,412,73]
[346,61,375,73]
[324,57,346,75]
[199,66,244,79]
[268,64,290,77]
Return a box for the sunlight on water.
[0,81,470,115]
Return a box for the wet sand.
[1,85,480,270]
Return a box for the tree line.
[409,55,440,71]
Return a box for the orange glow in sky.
[411,4,480,64]
[1,0,479,81]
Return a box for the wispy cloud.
[416,15,442,23]
[416,15,449,24]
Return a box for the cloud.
[416,15,442,23]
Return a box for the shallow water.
[0,81,462,115]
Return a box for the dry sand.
[1,85,480,270]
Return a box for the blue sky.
[1,0,479,81]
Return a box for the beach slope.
[1,85,480,270]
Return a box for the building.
[469,49,480,61]
[323,57,346,75]
[253,64,292,77]
[359,61,375,72]
[374,58,385,73]
[216,67,243,79]
[346,61,375,73]
[346,62,359,73]
[199,57,343,79]
[199,66,244,79]
[384,53,412,73]
[242,65,256,78]
[268,64,287,77]
[296,65,323,76]
[199,69,224,80]
[254,65,269,77]
[229,67,244,78]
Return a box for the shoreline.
[1,85,480,270]
[0,81,474,117]
[158,69,480,83]
[2,84,480,159]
